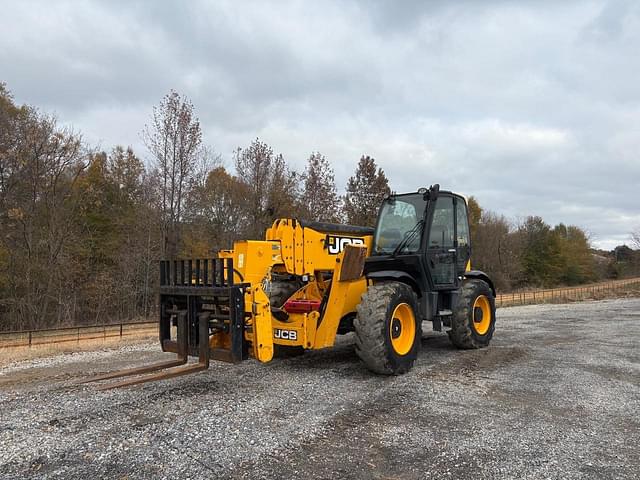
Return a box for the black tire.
[268,280,301,308]
[354,282,421,375]
[448,279,496,349]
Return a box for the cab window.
[428,196,454,248]
[456,199,470,247]
[373,194,426,254]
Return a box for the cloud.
[1,0,639,249]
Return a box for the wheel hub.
[472,295,492,335]
[389,303,416,356]
[391,318,402,339]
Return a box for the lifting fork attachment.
[80,258,248,390]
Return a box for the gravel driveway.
[1,298,639,479]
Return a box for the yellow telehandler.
[84,185,496,389]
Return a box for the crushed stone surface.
[0,298,638,479]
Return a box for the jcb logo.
[327,235,365,255]
[274,329,297,341]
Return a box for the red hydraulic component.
[283,299,322,313]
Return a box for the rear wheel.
[448,279,496,349]
[354,282,421,375]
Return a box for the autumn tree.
[0,83,30,214]
[0,85,88,329]
[518,216,566,287]
[109,145,145,202]
[109,146,160,318]
[299,152,340,222]
[553,224,595,285]
[467,196,482,241]
[69,145,159,323]
[343,155,390,226]
[184,166,250,254]
[470,205,523,291]
[143,90,202,258]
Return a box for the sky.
[1,0,639,249]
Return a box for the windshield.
[373,194,427,255]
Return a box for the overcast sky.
[1,0,639,248]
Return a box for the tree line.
[0,85,637,331]
[0,86,390,330]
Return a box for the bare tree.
[472,211,523,291]
[266,154,299,221]
[143,90,202,258]
[234,138,299,238]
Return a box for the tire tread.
[354,282,420,374]
[448,279,495,349]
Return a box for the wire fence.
[496,277,640,307]
[1,277,639,350]
[0,321,157,350]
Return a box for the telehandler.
[84,185,496,389]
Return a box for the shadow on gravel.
[262,332,529,384]
[268,342,374,380]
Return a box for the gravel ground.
[0,298,638,479]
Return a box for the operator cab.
[371,186,471,283]
[366,185,477,324]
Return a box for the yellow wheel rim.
[472,295,492,335]
[389,303,416,355]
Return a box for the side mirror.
[424,183,440,201]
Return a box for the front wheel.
[354,282,421,375]
[448,279,496,349]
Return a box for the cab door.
[454,196,471,277]
[426,195,457,288]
